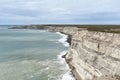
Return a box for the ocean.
[0,27,74,80]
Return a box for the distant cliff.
[11,25,120,80]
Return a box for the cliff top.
[10,25,120,33]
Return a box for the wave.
[62,71,75,80]
[56,32,69,47]
[57,51,67,64]
[56,32,75,80]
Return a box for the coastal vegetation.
[10,25,120,33]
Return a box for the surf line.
[56,32,75,80]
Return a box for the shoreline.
[58,32,83,80]
[57,32,75,80]
[9,25,120,80]
[57,32,83,80]
[9,27,83,80]
[9,27,80,80]
[58,32,72,45]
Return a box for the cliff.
[10,25,120,80]
[65,30,120,80]
[46,26,120,80]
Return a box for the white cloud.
[0,0,120,24]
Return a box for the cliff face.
[46,26,120,80]
[65,30,120,80]
[11,25,120,80]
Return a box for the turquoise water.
[0,28,73,80]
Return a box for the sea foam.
[57,32,75,80]
[56,32,69,47]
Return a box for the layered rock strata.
[47,26,120,80]
[10,25,120,80]
[66,30,120,80]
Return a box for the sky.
[0,0,120,25]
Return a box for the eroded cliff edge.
[11,25,120,80]
[66,30,120,80]
[46,26,120,80]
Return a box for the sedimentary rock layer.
[48,26,120,80]
[11,25,120,80]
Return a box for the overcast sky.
[0,0,120,25]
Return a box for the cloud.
[0,0,120,24]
